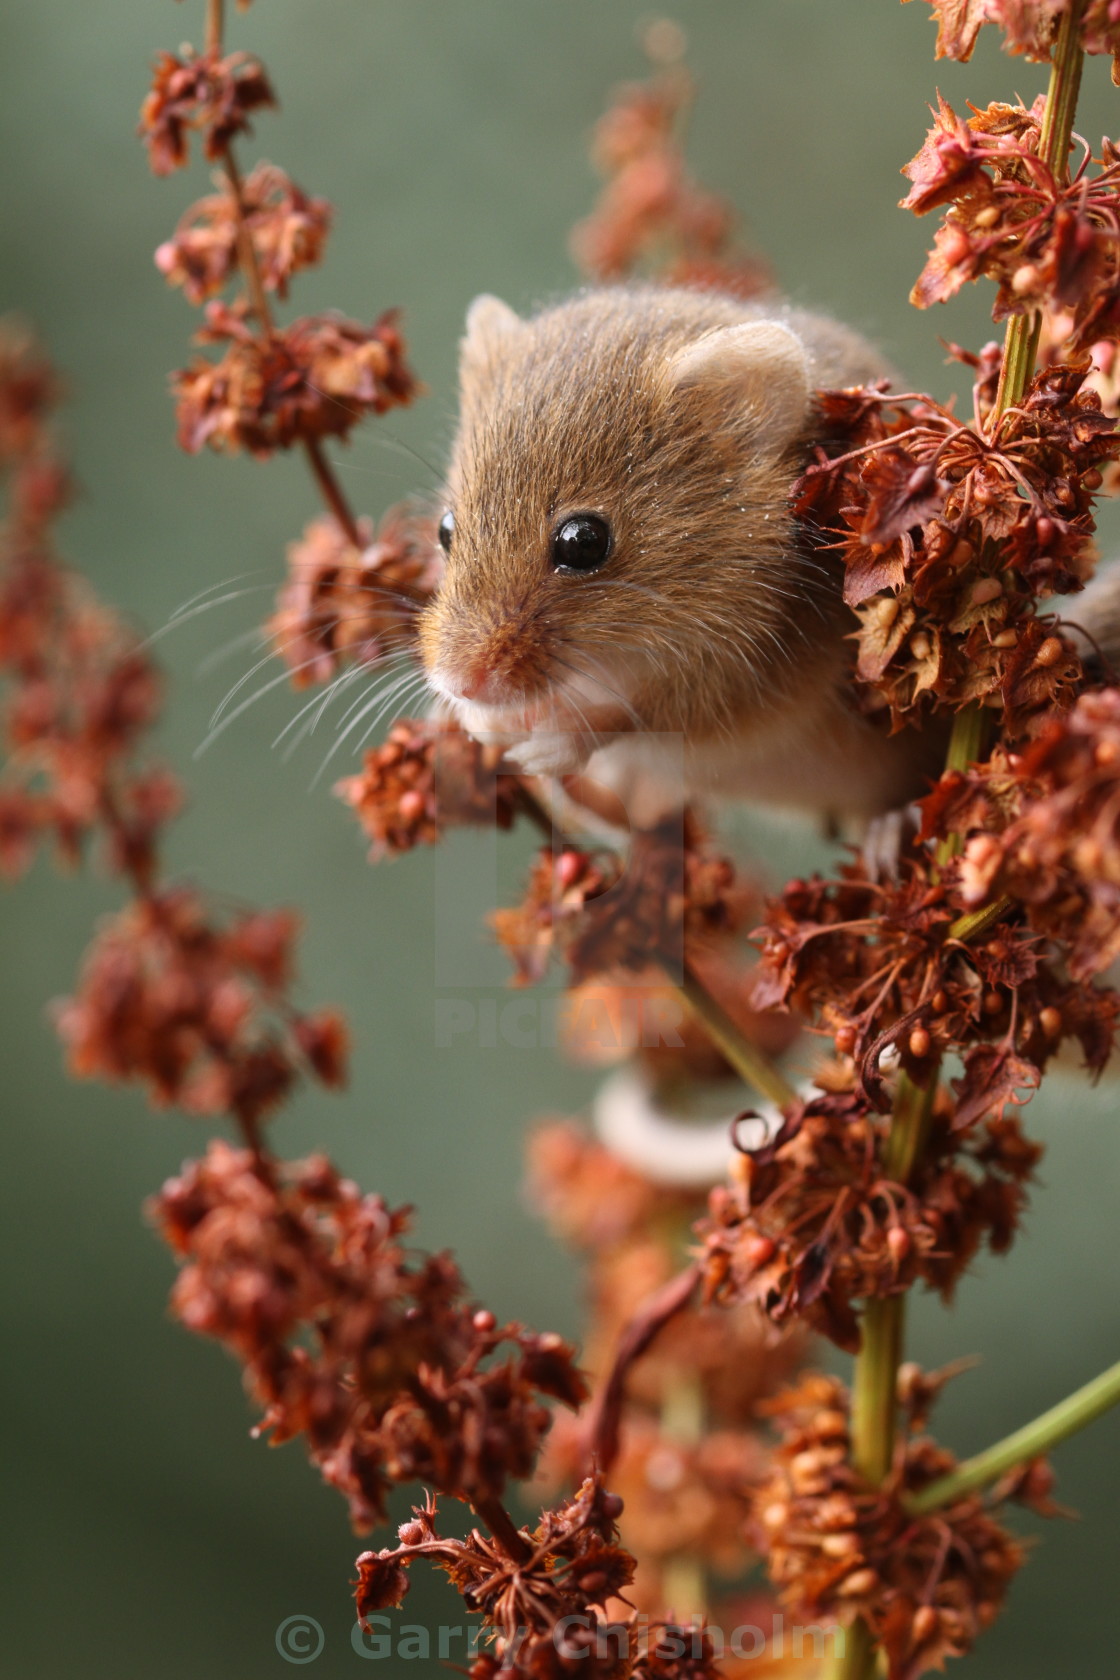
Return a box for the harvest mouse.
[415,285,1076,827]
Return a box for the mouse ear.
[664,320,812,454]
[460,295,528,380]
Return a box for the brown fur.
[419,285,944,821]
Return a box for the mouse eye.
[551,513,612,574]
[438,510,455,553]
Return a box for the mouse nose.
[455,665,489,702]
[434,656,505,707]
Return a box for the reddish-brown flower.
[336,718,521,857]
[269,502,440,688]
[752,1371,1040,1680]
[155,163,332,304]
[55,890,347,1124]
[153,1142,587,1530]
[571,51,769,299]
[701,1087,1041,1349]
[953,687,1120,975]
[797,360,1117,733]
[140,47,275,175]
[493,817,748,988]
[173,303,417,456]
[355,1477,642,1679]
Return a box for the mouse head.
[419,286,817,764]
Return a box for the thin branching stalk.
[834,16,1092,1675]
[906,1357,1120,1515]
[207,0,367,554]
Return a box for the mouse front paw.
[504,730,591,778]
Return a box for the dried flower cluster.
[0,319,348,1134]
[355,1479,739,1680]
[902,93,1120,338]
[909,0,1120,71]
[795,361,1112,733]
[269,503,441,688]
[153,1141,587,1529]
[570,27,770,299]
[751,1371,1031,1680]
[701,1089,1041,1349]
[337,716,521,858]
[947,687,1120,976]
[140,45,275,176]
[139,12,416,469]
[751,844,1116,1093]
[56,891,346,1126]
[492,818,748,989]
[156,162,331,304]
[174,299,414,456]
[0,324,163,879]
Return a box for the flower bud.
[1039,1006,1062,1039]
[743,1232,776,1267]
[912,1606,940,1645]
[941,224,972,266]
[555,850,585,889]
[836,1568,879,1598]
[887,1226,911,1264]
[970,576,1002,606]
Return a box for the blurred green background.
[1,2,1118,1675]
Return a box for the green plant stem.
[883,1065,938,1188]
[833,19,1091,1677]
[948,896,1011,943]
[906,1358,1120,1515]
[667,959,797,1110]
[510,787,798,1113]
[992,314,1044,422]
[660,1365,708,1619]
[936,700,989,864]
[1037,2,1088,180]
[830,1075,934,1680]
[850,1295,907,1486]
[991,0,1086,418]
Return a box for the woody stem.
[473,1494,531,1564]
[205,0,223,57]
[304,436,365,548]
[834,19,1090,1679]
[212,59,365,549]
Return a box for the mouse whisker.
[194,650,347,758]
[274,662,374,756]
[195,624,271,677]
[309,666,429,788]
[552,652,646,733]
[141,581,275,650]
[347,668,432,754]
